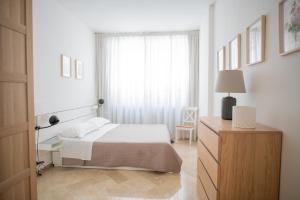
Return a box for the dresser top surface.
[200,117,282,134]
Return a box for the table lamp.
[215,70,246,120]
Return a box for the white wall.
[32,0,97,167]
[33,0,97,115]
[199,4,216,117]
[200,0,300,199]
[199,8,209,117]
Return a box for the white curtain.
[96,31,199,136]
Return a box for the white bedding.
[97,124,170,143]
[60,124,119,160]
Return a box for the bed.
[58,122,182,173]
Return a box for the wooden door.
[0,0,37,199]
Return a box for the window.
[97,32,199,133]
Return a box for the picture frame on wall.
[217,46,226,71]
[246,15,267,65]
[279,0,300,55]
[75,59,83,79]
[61,54,71,78]
[229,34,241,69]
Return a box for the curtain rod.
[95,30,199,37]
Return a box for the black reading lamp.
[35,115,60,175]
[35,115,60,130]
[98,99,105,116]
[98,98,105,105]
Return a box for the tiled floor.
[37,140,198,200]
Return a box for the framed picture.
[217,46,226,71]
[279,0,300,55]
[61,55,71,78]
[246,15,266,65]
[75,59,83,79]
[229,34,241,69]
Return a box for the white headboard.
[35,105,98,142]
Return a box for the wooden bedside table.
[197,117,282,200]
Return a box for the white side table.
[39,136,62,166]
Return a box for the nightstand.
[38,136,62,166]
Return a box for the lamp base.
[221,96,236,120]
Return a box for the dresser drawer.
[198,122,219,160]
[198,141,218,188]
[197,178,208,200]
[198,159,217,200]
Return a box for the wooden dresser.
[197,117,282,200]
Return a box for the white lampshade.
[215,70,246,93]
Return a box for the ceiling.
[58,0,208,33]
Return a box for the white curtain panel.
[96,31,199,136]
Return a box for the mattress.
[62,124,182,173]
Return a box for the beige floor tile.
[37,140,198,200]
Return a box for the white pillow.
[60,121,98,138]
[88,117,110,128]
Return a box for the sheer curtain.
[96,31,199,135]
